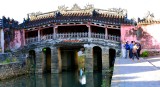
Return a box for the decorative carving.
[30,11,42,17]
[145,11,154,20]
[58,5,68,11]
[84,4,94,10]
[29,11,42,20]
[71,4,81,10]
[108,8,127,14]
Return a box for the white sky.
[0,0,160,23]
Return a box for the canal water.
[0,72,112,87]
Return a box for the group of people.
[122,41,141,61]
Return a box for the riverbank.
[0,62,28,80]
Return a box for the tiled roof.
[28,4,127,21]
[138,11,160,25]
[18,4,134,29]
[138,19,160,25]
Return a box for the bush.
[12,57,17,62]
[141,51,149,57]
[2,58,11,64]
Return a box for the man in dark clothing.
[136,42,141,57]
[125,41,130,58]
[129,41,134,59]
[132,43,139,61]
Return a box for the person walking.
[132,43,139,61]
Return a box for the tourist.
[129,41,134,59]
[136,41,141,57]
[79,68,86,86]
[125,41,130,58]
[132,43,139,61]
[80,68,83,76]
[121,41,126,58]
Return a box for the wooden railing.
[25,32,120,44]
[56,32,88,38]
[26,37,38,44]
[41,34,53,41]
[91,33,105,39]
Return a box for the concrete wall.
[9,30,23,51]
[121,25,136,42]
[121,24,160,50]
[0,62,28,80]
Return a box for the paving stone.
[111,57,160,87]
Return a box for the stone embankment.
[0,62,28,80]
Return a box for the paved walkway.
[111,57,160,87]
[146,56,160,69]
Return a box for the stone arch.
[28,50,36,73]
[60,46,82,72]
[109,48,116,68]
[42,47,51,73]
[93,46,102,72]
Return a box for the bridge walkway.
[111,57,160,87]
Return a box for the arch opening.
[109,49,116,68]
[29,50,36,73]
[43,47,51,73]
[60,46,84,72]
[93,46,102,72]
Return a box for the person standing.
[125,41,130,58]
[129,41,134,59]
[137,41,141,57]
[121,41,126,58]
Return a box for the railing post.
[105,27,108,39]
[38,29,40,41]
[54,25,58,39]
[87,23,91,38]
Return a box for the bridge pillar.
[51,47,62,73]
[35,49,43,73]
[85,47,93,72]
[86,73,94,87]
[116,49,121,57]
[102,47,109,71]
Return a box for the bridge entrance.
[42,47,51,73]
[60,46,83,72]
[109,49,116,68]
[93,46,102,72]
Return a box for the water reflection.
[0,72,111,87]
